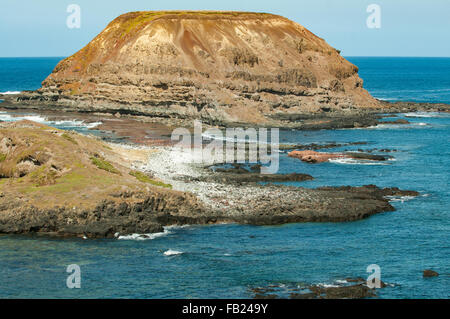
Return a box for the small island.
[2,11,448,127]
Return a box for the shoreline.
[0,118,421,238]
[1,99,446,238]
[1,93,450,130]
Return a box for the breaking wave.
[328,158,391,165]
[402,112,450,118]
[0,111,101,129]
[117,225,189,241]
[163,249,183,256]
[368,122,429,130]
[385,195,417,203]
[0,91,21,95]
[117,230,171,241]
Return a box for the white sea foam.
[0,112,46,123]
[163,249,183,256]
[117,225,190,241]
[0,91,21,95]
[0,112,102,129]
[317,283,339,288]
[165,224,191,230]
[328,158,390,166]
[402,112,449,118]
[368,122,430,130]
[385,195,416,203]
[118,227,172,241]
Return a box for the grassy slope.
[0,120,170,210]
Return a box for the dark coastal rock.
[344,277,388,288]
[279,141,368,151]
[318,185,420,198]
[423,269,439,278]
[224,172,314,183]
[227,185,401,225]
[382,101,450,113]
[380,119,410,125]
[208,167,314,184]
[1,182,417,238]
[309,284,376,299]
[252,278,387,299]
[289,292,317,299]
[268,112,381,130]
[203,163,314,183]
[288,150,389,164]
[345,277,365,283]
[392,119,410,124]
[0,196,214,239]
[345,152,388,161]
[373,186,420,197]
[254,294,278,299]
[215,166,249,175]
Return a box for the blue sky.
[0,0,449,57]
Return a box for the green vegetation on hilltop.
[115,11,272,39]
[129,170,172,189]
[91,156,121,175]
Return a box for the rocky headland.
[0,120,419,238]
[0,120,205,237]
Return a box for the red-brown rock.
[288,150,344,163]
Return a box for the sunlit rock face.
[40,11,380,125]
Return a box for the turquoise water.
[348,57,450,104]
[0,57,64,93]
[0,58,449,298]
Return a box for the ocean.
[0,57,449,298]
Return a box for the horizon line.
[1,55,450,59]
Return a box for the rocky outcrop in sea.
[1,11,382,126]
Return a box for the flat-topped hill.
[16,11,381,125]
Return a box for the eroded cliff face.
[39,11,381,125]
